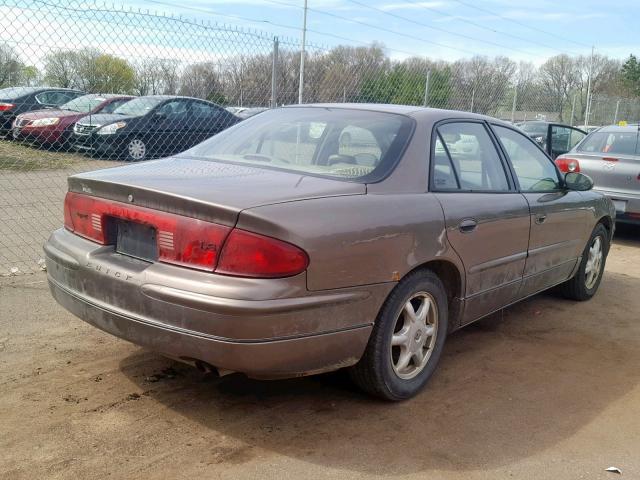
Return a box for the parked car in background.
[46,104,614,400]
[226,106,268,120]
[516,121,587,159]
[12,94,134,148]
[555,125,640,225]
[0,86,85,137]
[72,95,239,161]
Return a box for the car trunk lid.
[68,155,366,226]
[571,152,640,196]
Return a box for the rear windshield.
[187,107,414,182]
[518,122,547,135]
[0,86,39,99]
[578,131,640,155]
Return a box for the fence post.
[613,99,620,124]
[510,87,517,123]
[423,70,430,107]
[298,0,308,104]
[470,86,475,113]
[271,36,279,108]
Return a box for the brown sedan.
[45,104,615,400]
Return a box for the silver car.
[555,126,639,224]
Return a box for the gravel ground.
[0,226,639,480]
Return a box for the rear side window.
[100,99,130,114]
[578,131,639,155]
[433,122,510,192]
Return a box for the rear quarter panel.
[237,193,461,292]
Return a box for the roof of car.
[595,125,640,133]
[285,103,513,125]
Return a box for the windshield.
[0,86,39,99]
[518,122,547,135]
[113,97,165,116]
[60,94,106,113]
[187,107,414,181]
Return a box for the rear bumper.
[45,228,389,378]
[594,189,640,225]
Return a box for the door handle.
[535,214,547,225]
[458,219,478,233]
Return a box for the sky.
[122,0,640,63]
[2,0,639,66]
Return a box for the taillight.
[555,157,580,173]
[216,229,309,278]
[64,192,230,271]
[63,192,309,277]
[0,102,15,112]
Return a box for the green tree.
[92,54,135,93]
[621,54,640,96]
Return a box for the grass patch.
[0,139,87,171]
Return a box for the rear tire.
[560,223,609,301]
[349,269,448,401]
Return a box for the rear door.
[189,101,229,145]
[147,99,191,155]
[431,120,530,325]
[491,124,589,298]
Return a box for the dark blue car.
[71,95,240,161]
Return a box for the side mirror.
[564,172,593,191]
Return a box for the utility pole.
[271,37,279,108]
[423,70,430,107]
[298,0,308,105]
[584,45,594,128]
[570,92,577,125]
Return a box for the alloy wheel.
[585,235,603,290]
[390,291,438,380]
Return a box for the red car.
[12,94,134,148]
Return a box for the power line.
[399,0,581,56]
[261,0,481,56]
[448,0,592,49]
[137,0,428,58]
[343,0,543,58]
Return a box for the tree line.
[2,42,640,123]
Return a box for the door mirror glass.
[564,172,593,191]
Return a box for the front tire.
[349,269,448,401]
[561,223,609,301]
[125,138,147,161]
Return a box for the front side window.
[187,107,413,181]
[493,125,561,192]
[434,122,510,191]
[551,125,585,154]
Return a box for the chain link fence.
[1,0,640,274]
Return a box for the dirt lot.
[1,226,639,480]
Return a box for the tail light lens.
[555,157,580,173]
[0,102,15,112]
[63,192,308,277]
[216,229,309,278]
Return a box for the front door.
[491,124,589,298]
[431,121,530,325]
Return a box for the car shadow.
[613,223,640,246]
[118,271,640,475]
